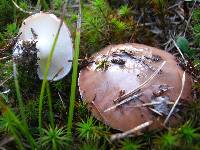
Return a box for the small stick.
[91,101,107,122]
[164,71,186,125]
[110,121,153,141]
[58,92,66,109]
[0,136,15,147]
[149,108,163,116]
[183,0,197,36]
[0,56,10,61]
[0,75,13,87]
[104,61,166,112]
[51,67,64,81]
[172,39,187,65]
[12,0,33,14]
[104,93,143,112]
[125,101,175,108]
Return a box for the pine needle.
[110,121,153,141]
[164,71,186,125]
[12,0,33,14]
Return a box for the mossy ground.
[0,0,200,149]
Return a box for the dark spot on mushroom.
[145,55,162,62]
[111,58,126,65]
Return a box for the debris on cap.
[78,43,193,132]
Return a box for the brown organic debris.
[110,121,153,141]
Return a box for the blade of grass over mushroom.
[67,4,81,137]
[38,28,60,134]
[104,61,166,112]
[38,1,67,134]
[13,63,36,149]
[164,71,186,125]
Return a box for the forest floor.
[0,0,200,149]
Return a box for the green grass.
[46,82,54,128]
[39,126,69,149]
[67,6,81,137]
[0,97,35,149]
[38,20,63,135]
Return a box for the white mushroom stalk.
[13,12,73,81]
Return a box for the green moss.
[81,0,137,55]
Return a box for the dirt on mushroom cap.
[78,43,193,132]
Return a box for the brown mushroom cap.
[78,43,193,132]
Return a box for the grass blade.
[67,3,81,137]
[46,82,54,128]
[0,97,35,149]
[13,63,36,149]
[38,2,67,134]
[13,63,26,129]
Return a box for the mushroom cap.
[19,12,73,81]
[78,43,193,132]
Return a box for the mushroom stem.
[164,71,186,125]
[110,121,153,141]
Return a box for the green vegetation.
[0,0,199,149]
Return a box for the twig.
[172,39,187,64]
[125,101,175,108]
[0,75,13,87]
[164,71,186,125]
[104,61,166,113]
[58,92,66,109]
[110,121,153,141]
[51,67,64,81]
[0,136,14,147]
[167,2,181,10]
[12,0,33,14]
[136,11,144,27]
[91,100,108,123]
[0,33,21,53]
[149,108,163,116]
[183,0,197,36]
[104,93,143,113]
[0,56,10,61]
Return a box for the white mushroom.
[14,12,73,81]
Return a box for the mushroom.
[78,43,193,132]
[13,12,73,81]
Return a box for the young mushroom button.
[15,12,73,81]
[78,43,193,132]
